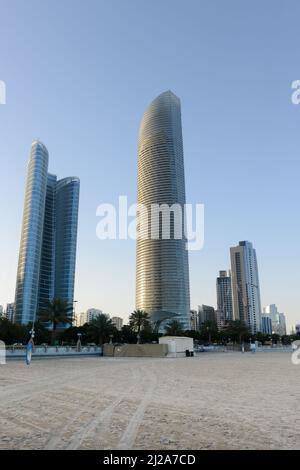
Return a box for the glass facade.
[14,142,80,324]
[136,91,190,330]
[37,174,57,310]
[14,141,49,324]
[55,177,80,304]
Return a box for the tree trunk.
[51,323,57,345]
[137,325,141,344]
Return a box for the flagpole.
[26,309,36,365]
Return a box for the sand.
[0,352,299,450]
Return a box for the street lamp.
[77,332,82,352]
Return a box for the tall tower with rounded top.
[15,141,49,324]
[136,91,190,329]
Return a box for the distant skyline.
[1,0,300,328]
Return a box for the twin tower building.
[14,141,80,324]
[15,91,261,333]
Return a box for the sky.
[0,0,299,329]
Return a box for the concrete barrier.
[103,343,168,357]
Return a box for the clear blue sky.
[0,0,299,329]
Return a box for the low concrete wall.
[103,343,168,357]
[6,345,102,359]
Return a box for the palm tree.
[200,320,218,344]
[39,299,73,344]
[165,319,184,336]
[226,320,250,344]
[129,310,150,343]
[89,313,114,346]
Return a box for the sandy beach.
[0,352,299,450]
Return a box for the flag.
[26,340,33,365]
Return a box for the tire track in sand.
[116,366,157,450]
[65,366,141,450]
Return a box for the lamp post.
[77,332,82,352]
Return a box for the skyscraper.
[136,91,190,330]
[14,141,80,324]
[230,241,262,333]
[263,304,287,336]
[216,270,233,322]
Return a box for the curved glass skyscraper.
[15,141,49,324]
[14,141,80,324]
[136,91,190,330]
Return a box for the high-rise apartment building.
[136,91,190,330]
[230,241,262,334]
[198,305,216,325]
[86,308,102,323]
[14,141,80,324]
[278,312,287,336]
[216,270,233,323]
[215,309,226,331]
[75,312,87,327]
[190,310,199,331]
[111,316,123,331]
[5,303,14,322]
